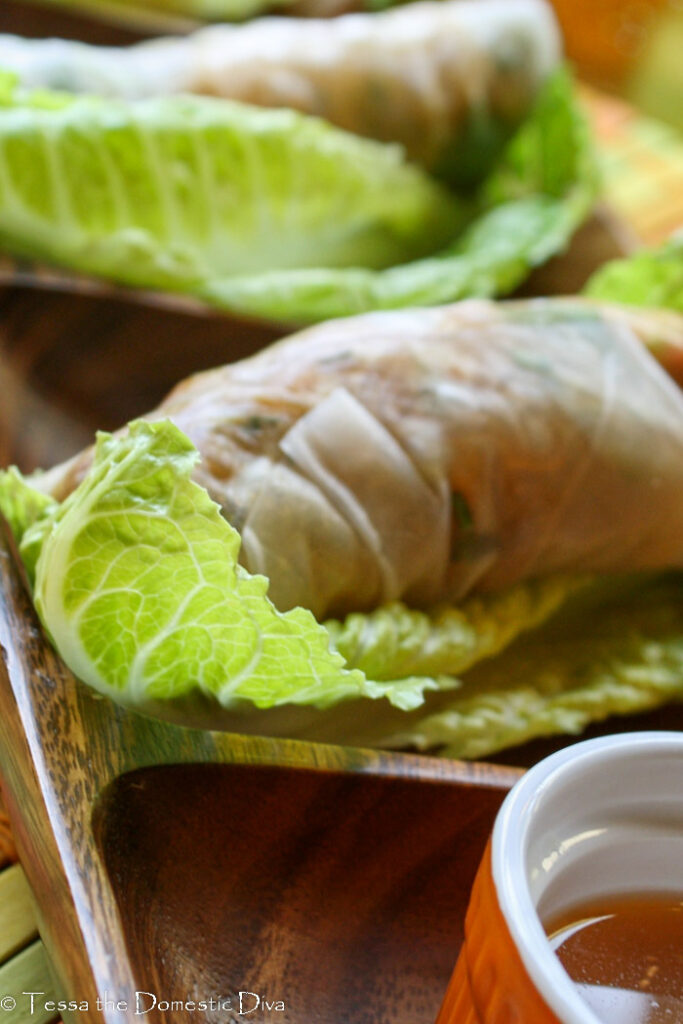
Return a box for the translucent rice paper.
[43,299,683,621]
[0,0,560,180]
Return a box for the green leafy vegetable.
[0,465,56,548]
[325,576,587,681]
[10,419,451,712]
[0,82,461,283]
[584,235,683,312]
[377,575,683,759]
[200,69,599,320]
[0,69,597,324]
[0,466,58,585]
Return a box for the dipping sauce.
[545,894,683,1024]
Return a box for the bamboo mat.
[0,797,60,1023]
[0,89,682,1022]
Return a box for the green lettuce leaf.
[0,69,597,324]
[0,466,59,586]
[375,575,683,759]
[8,419,451,712]
[325,576,587,681]
[0,465,57,546]
[200,68,599,320]
[584,235,683,312]
[0,81,462,283]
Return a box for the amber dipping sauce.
[545,894,683,1024]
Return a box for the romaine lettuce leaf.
[584,235,683,312]
[0,69,597,324]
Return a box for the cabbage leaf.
[585,235,683,312]
[0,80,462,283]
[324,577,587,681]
[0,69,597,324]
[377,574,683,759]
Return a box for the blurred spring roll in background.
[0,0,561,184]
[1,270,682,757]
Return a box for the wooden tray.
[0,523,521,1024]
[0,508,680,1024]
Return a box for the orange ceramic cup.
[436,732,683,1024]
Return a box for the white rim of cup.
[491,731,683,1024]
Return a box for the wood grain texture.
[0,790,18,867]
[0,521,520,1023]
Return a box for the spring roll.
[0,0,561,179]
[39,298,683,621]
